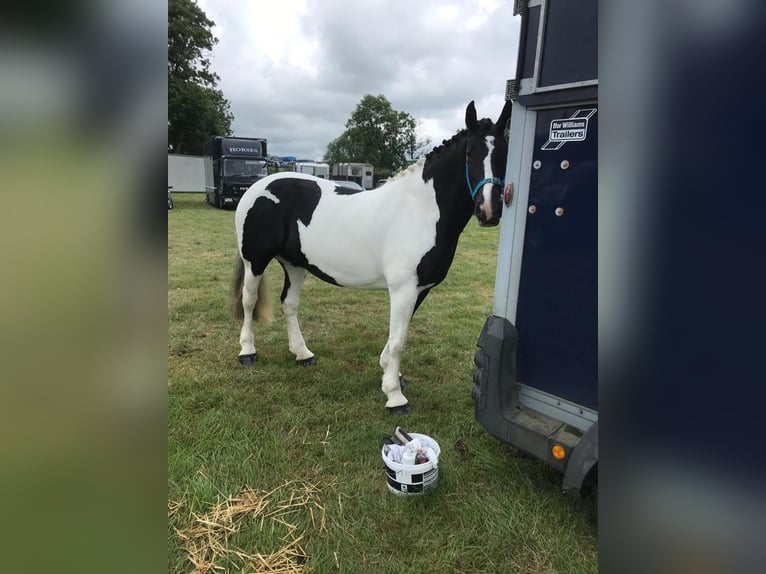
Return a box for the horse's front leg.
[379,286,433,387]
[381,283,418,413]
[379,343,406,390]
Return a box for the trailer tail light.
[551,444,566,461]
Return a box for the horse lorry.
[472,0,598,512]
[204,136,269,208]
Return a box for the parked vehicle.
[295,161,330,179]
[331,162,374,189]
[204,136,268,208]
[332,180,365,193]
[168,154,205,193]
[375,178,388,188]
[472,0,598,519]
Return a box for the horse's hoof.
[238,353,257,366]
[399,375,407,390]
[387,403,411,415]
[297,356,317,367]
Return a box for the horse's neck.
[416,147,475,283]
[427,149,474,239]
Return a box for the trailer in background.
[472,0,598,513]
[168,154,205,193]
[204,136,269,209]
[295,161,330,179]
[331,162,374,189]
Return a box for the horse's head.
[464,100,512,227]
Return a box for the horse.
[232,100,512,413]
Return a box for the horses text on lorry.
[472,0,598,514]
[331,162,374,189]
[204,136,268,208]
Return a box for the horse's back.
[235,171,440,289]
[300,176,441,288]
[236,172,329,219]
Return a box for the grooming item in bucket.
[381,432,440,495]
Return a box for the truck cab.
[204,136,268,208]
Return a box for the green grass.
[168,193,597,573]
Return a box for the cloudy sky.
[196,0,520,161]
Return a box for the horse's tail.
[232,257,274,322]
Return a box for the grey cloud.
[200,0,519,160]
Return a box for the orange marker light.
[551,445,566,460]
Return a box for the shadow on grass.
[170,193,228,210]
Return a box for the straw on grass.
[172,481,324,574]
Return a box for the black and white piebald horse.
[232,100,512,413]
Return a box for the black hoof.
[238,353,257,366]
[297,356,317,367]
[387,403,411,415]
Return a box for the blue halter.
[465,162,503,200]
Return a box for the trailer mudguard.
[562,420,598,495]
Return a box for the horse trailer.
[331,162,374,189]
[168,153,206,193]
[294,161,330,179]
[472,0,597,509]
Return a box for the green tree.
[168,0,233,154]
[324,95,429,175]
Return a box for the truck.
[204,136,269,208]
[331,162,374,189]
[472,0,598,516]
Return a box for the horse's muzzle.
[475,191,503,226]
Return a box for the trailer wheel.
[582,465,598,526]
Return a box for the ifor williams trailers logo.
[541,108,597,151]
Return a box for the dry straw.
[172,481,326,574]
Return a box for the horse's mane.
[389,158,424,181]
[424,128,468,162]
[420,118,492,181]
[389,118,494,182]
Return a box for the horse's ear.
[465,101,478,131]
[494,99,512,136]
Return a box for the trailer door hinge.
[506,79,519,102]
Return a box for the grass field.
[168,193,597,573]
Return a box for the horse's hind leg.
[238,267,262,365]
[277,259,315,365]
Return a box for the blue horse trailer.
[472,0,598,509]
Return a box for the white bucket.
[381,433,441,495]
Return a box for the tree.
[323,95,429,175]
[168,0,233,154]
